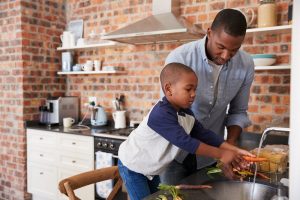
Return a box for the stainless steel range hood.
[102,0,205,45]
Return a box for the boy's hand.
[219,149,237,179]
[232,148,255,170]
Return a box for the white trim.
[254,65,290,70]
[57,40,119,51]
[57,71,126,75]
[246,25,292,33]
[290,1,300,199]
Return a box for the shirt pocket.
[225,79,243,101]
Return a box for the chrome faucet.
[261,127,290,144]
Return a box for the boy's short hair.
[160,63,196,93]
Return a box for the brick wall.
[0,0,66,199]
[64,0,290,132]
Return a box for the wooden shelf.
[57,70,127,75]
[254,65,291,70]
[246,25,292,34]
[57,40,119,51]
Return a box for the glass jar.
[257,0,277,28]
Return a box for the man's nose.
[221,50,231,61]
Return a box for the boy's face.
[166,72,198,110]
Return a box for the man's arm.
[226,59,254,144]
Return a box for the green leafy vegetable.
[158,184,183,200]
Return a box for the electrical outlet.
[88,96,97,105]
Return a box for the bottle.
[258,0,277,28]
[288,0,293,24]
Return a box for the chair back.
[58,166,123,200]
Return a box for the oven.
[93,127,134,200]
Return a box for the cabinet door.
[58,168,95,200]
[27,162,58,200]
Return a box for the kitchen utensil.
[258,0,277,28]
[63,117,75,128]
[252,54,276,66]
[233,8,255,28]
[112,110,126,129]
[91,106,107,126]
[60,31,75,48]
[82,60,93,71]
[62,52,73,71]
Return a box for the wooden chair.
[58,166,123,200]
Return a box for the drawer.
[27,129,57,148]
[27,147,58,164]
[58,153,94,171]
[27,162,58,199]
[59,133,93,154]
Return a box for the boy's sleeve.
[191,119,224,147]
[148,106,200,154]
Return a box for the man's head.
[160,63,198,110]
[206,9,247,65]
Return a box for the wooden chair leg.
[107,178,123,200]
[64,181,80,200]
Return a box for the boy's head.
[160,63,198,110]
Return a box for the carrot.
[242,156,268,162]
[257,172,271,180]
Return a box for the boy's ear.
[164,82,172,96]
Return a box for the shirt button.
[208,114,211,118]
[210,85,213,89]
[209,101,212,105]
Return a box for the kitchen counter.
[25,121,135,139]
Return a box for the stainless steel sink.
[178,180,283,200]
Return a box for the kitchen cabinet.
[245,24,292,70]
[27,129,94,200]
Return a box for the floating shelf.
[57,70,127,75]
[57,40,119,51]
[246,25,292,34]
[254,65,291,70]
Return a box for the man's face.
[206,28,245,65]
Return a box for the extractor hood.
[102,0,205,45]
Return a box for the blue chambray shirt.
[165,36,255,168]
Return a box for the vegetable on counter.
[158,184,182,200]
[242,156,268,162]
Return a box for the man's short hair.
[211,8,247,36]
[160,63,196,93]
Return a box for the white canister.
[258,0,277,28]
[112,110,126,129]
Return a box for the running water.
[250,127,290,200]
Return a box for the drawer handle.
[72,142,76,145]
[39,137,43,140]
[72,160,76,163]
[39,154,43,157]
[40,172,44,175]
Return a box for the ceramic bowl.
[252,54,276,66]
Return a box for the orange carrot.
[257,172,271,180]
[242,156,268,162]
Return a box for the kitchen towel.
[95,151,113,198]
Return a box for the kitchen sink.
[176,180,285,200]
[145,180,287,200]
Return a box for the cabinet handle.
[72,160,76,163]
[40,154,43,157]
[72,142,76,145]
[40,172,44,175]
[39,137,43,140]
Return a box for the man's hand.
[218,149,237,179]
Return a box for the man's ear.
[164,82,172,96]
[207,28,212,39]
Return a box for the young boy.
[118,63,253,200]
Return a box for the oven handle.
[112,154,119,159]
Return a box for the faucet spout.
[261,127,290,143]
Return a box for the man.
[160,8,254,184]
